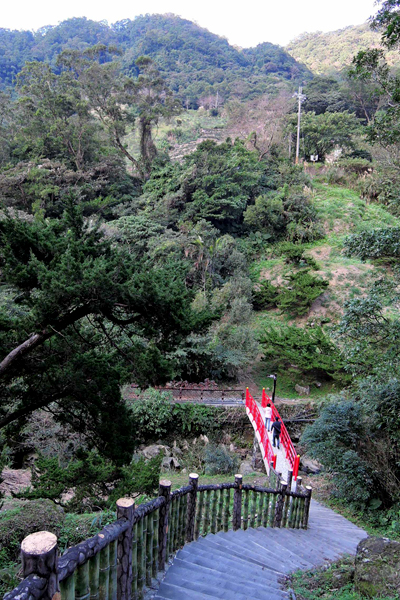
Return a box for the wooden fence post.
[158,479,171,571]
[116,498,135,600]
[185,473,199,543]
[21,531,59,600]
[232,474,243,531]
[286,469,293,492]
[302,486,313,529]
[274,480,288,528]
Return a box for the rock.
[162,456,181,470]
[172,447,183,456]
[313,381,322,388]
[300,457,322,474]
[239,461,253,475]
[22,452,38,468]
[181,468,187,474]
[295,384,310,396]
[229,444,235,452]
[162,457,172,469]
[141,444,171,459]
[171,457,181,469]
[199,434,209,444]
[0,468,32,496]
[354,537,400,598]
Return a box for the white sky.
[1,0,378,47]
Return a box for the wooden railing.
[4,473,312,600]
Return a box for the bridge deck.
[256,400,292,484]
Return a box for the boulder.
[141,444,171,459]
[295,384,310,396]
[239,461,253,475]
[161,456,181,470]
[354,537,400,598]
[171,457,181,469]
[0,468,32,496]
[300,456,322,474]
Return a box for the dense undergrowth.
[286,556,400,600]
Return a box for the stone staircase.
[154,501,368,599]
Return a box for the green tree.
[292,111,360,161]
[132,56,181,177]
[0,203,213,460]
[303,76,350,115]
[57,49,180,179]
[260,324,348,382]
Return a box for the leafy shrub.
[344,228,400,261]
[128,388,174,441]
[276,242,319,269]
[0,500,65,563]
[357,166,400,215]
[252,280,280,311]
[16,450,162,512]
[277,269,329,316]
[338,157,372,174]
[261,324,348,382]
[253,269,327,316]
[57,510,116,551]
[243,188,323,243]
[301,400,378,508]
[204,445,240,475]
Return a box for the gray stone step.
[162,569,287,600]
[155,581,216,599]
[164,558,287,596]
[177,543,282,578]
[174,547,282,586]
[197,533,287,571]
[254,527,361,560]
[240,528,315,570]
[155,501,368,600]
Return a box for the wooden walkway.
[154,501,368,599]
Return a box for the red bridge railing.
[245,388,300,481]
[245,388,276,471]
[262,388,300,480]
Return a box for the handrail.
[245,388,276,471]
[261,388,300,479]
[4,474,312,600]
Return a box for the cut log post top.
[21,531,57,556]
[21,532,58,576]
[21,531,59,600]
[116,497,135,516]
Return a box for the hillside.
[286,23,400,75]
[251,179,400,398]
[0,15,311,104]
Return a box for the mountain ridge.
[0,14,311,104]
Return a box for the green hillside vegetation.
[286,23,400,75]
[0,15,311,105]
[4,6,400,597]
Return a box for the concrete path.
[154,501,368,599]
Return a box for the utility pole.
[294,86,306,164]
